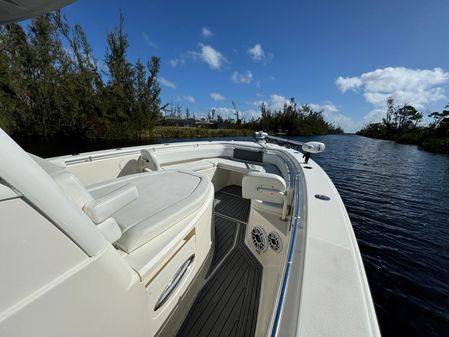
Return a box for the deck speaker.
[251,226,267,252]
[268,231,282,253]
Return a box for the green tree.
[133,59,149,137]
[397,104,422,130]
[147,56,163,124]
[0,11,164,140]
[255,99,342,136]
[53,11,101,136]
[429,103,449,136]
[0,24,27,133]
[22,14,66,136]
[104,12,135,130]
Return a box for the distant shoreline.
[13,126,345,157]
[13,127,253,157]
[357,134,449,155]
[150,126,253,139]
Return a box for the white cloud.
[231,70,253,84]
[248,43,265,60]
[248,43,273,63]
[241,109,260,120]
[210,92,225,101]
[169,44,226,70]
[212,107,234,119]
[336,67,449,108]
[269,94,290,110]
[142,32,157,48]
[159,77,176,89]
[328,113,357,132]
[198,44,226,69]
[253,94,290,111]
[309,101,357,132]
[181,95,195,103]
[336,66,449,126]
[335,76,362,93]
[201,27,213,37]
[362,108,385,124]
[309,102,339,114]
[169,56,186,68]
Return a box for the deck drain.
[315,194,331,201]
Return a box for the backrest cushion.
[52,171,94,208]
[242,171,286,204]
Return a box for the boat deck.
[176,186,262,337]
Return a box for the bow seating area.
[25,142,292,337]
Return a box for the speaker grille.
[268,231,282,253]
[251,226,267,252]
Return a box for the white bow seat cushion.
[87,170,212,253]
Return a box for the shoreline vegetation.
[357,98,449,154]
[0,12,342,151]
[150,126,253,139]
[12,127,255,158]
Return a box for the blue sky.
[61,0,449,132]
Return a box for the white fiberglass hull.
[0,129,380,337]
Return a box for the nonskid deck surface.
[214,186,251,223]
[176,186,262,337]
[208,217,237,274]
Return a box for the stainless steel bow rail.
[254,132,326,163]
[265,135,305,148]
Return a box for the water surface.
[297,135,449,337]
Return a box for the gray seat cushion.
[88,170,212,253]
[162,159,215,171]
[162,157,283,176]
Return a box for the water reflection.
[294,135,449,337]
